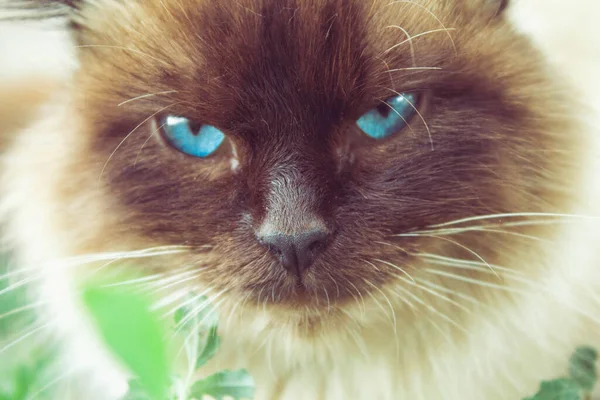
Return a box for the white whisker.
[174,290,224,336]
[134,122,166,167]
[383,25,416,65]
[418,253,521,277]
[99,103,180,180]
[256,287,265,312]
[363,279,397,334]
[223,292,247,329]
[378,99,415,136]
[393,284,468,335]
[100,273,168,288]
[1,323,51,354]
[266,328,276,379]
[374,240,411,254]
[251,324,276,358]
[162,286,213,320]
[143,270,202,295]
[237,288,255,322]
[346,327,370,362]
[151,289,188,312]
[383,27,457,55]
[325,271,341,298]
[425,269,527,294]
[346,279,366,315]
[400,225,547,242]
[118,90,177,107]
[376,56,397,89]
[387,1,457,55]
[410,279,472,314]
[28,366,79,399]
[386,88,433,149]
[178,296,225,380]
[421,235,499,278]
[85,258,124,279]
[374,258,416,283]
[48,246,190,269]
[0,275,35,297]
[363,259,381,272]
[429,212,599,228]
[0,301,42,321]
[416,278,481,306]
[323,286,331,313]
[386,66,442,72]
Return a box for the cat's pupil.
[189,122,202,135]
[375,103,391,118]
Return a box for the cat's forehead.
[76,0,462,126]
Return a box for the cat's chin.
[257,306,347,336]
[232,290,362,336]
[238,279,357,311]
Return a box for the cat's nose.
[259,230,330,278]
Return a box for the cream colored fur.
[2,1,600,399]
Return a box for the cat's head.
[9,0,582,334]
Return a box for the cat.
[2,0,600,399]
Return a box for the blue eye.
[356,93,418,139]
[160,115,226,158]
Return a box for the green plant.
[524,346,598,400]
[1,254,254,400]
[82,283,255,400]
[83,286,171,400]
[0,257,35,338]
[1,256,57,399]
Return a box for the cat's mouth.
[279,284,320,305]
[243,287,352,331]
[237,275,360,313]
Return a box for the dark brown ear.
[57,0,83,7]
[486,0,509,18]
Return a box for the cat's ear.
[57,0,84,7]
[0,0,78,145]
[484,0,509,18]
[1,0,80,21]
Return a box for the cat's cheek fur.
[0,100,129,399]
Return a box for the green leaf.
[189,369,255,400]
[82,285,170,400]
[174,296,218,333]
[121,380,154,400]
[195,325,220,369]
[524,378,581,400]
[174,295,220,370]
[12,366,34,400]
[569,346,598,393]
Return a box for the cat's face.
[31,0,580,330]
